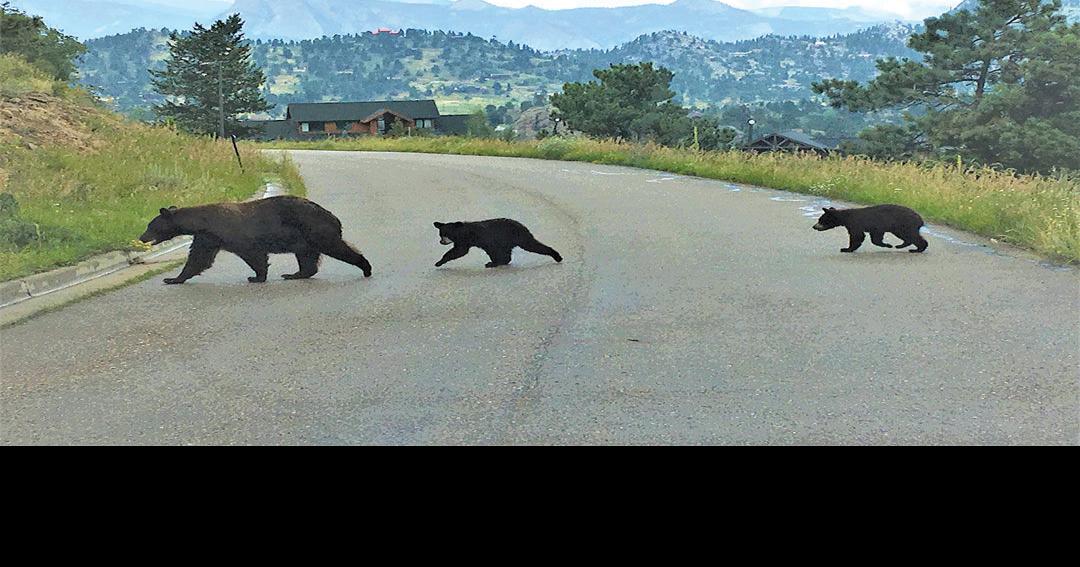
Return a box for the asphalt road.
[2,151,1077,444]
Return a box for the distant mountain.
[10,0,911,49]
[225,0,906,50]
[78,24,917,114]
[750,6,900,23]
[7,0,222,38]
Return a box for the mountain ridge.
[78,23,917,115]
[11,0,913,49]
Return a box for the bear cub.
[140,196,372,284]
[813,204,928,253]
[433,218,562,268]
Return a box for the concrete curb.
[0,181,286,310]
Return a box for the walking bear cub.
[813,204,928,253]
[139,196,372,284]
[433,218,562,268]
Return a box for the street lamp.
[553,117,561,136]
[746,118,756,147]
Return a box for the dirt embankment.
[0,93,117,153]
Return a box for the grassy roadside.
[0,56,306,282]
[263,136,1080,264]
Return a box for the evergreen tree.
[0,3,85,81]
[551,62,689,142]
[813,0,1080,172]
[151,14,270,137]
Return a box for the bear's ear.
[433,222,444,228]
[160,207,173,217]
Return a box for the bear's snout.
[812,222,829,231]
[440,237,452,245]
[139,231,158,244]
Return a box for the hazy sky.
[141,0,958,21]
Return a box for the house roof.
[359,108,413,123]
[242,119,294,141]
[750,130,834,151]
[287,100,440,122]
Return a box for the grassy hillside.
[0,54,305,281]
[263,135,1080,264]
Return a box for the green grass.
[0,56,306,281]
[0,54,57,98]
[262,136,1080,264]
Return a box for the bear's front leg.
[841,229,865,253]
[238,250,270,283]
[435,245,470,267]
[165,242,219,284]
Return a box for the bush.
[0,54,57,98]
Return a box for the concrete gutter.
[0,181,287,310]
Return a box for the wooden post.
[231,134,244,171]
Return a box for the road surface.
[2,151,1077,444]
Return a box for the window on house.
[417,119,433,129]
[301,122,310,133]
[378,118,386,132]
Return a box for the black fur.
[813,204,928,253]
[139,196,372,284]
[433,218,562,268]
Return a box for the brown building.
[244,99,470,140]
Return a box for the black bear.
[139,196,372,284]
[433,218,562,268]
[812,204,928,253]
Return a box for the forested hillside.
[78,24,917,117]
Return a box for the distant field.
[262,136,1080,264]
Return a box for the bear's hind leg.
[238,250,270,283]
[322,239,372,277]
[911,235,929,253]
[284,250,321,280]
[519,238,563,262]
[840,229,865,253]
[870,231,893,248]
[484,247,512,268]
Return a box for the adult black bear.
[433,218,562,268]
[812,204,928,253]
[139,196,372,284]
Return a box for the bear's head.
[433,221,463,246]
[140,206,182,245]
[813,207,842,231]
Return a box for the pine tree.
[0,3,85,81]
[151,14,270,137]
[813,0,1080,172]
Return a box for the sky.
[138,0,959,21]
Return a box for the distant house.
[371,28,402,36]
[747,130,836,156]
[243,99,471,140]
